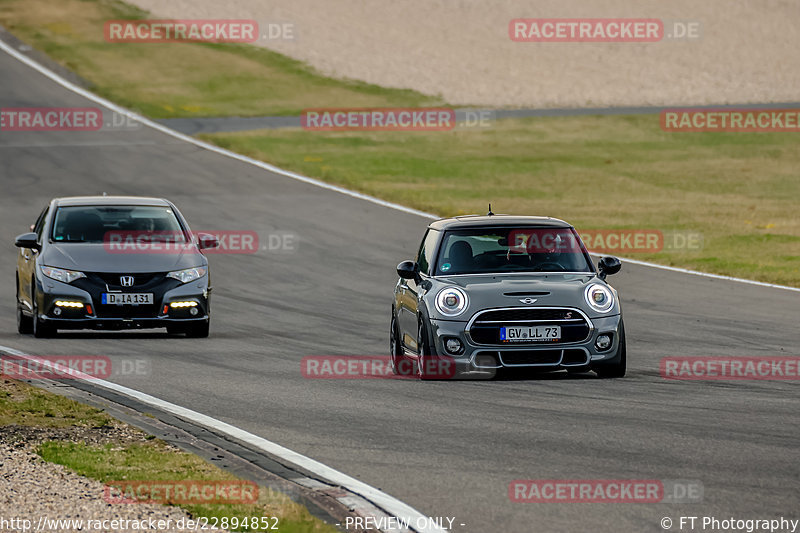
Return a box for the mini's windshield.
[434,227,594,275]
[51,205,186,243]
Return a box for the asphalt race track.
[1,47,799,533]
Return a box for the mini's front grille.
[500,350,562,366]
[472,348,590,368]
[474,308,578,322]
[468,307,591,345]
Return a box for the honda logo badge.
[120,276,134,287]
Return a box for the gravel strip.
[124,0,799,108]
[0,433,227,533]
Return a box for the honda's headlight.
[584,283,614,313]
[435,287,468,317]
[40,266,86,284]
[167,266,207,284]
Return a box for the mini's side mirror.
[196,232,220,250]
[396,260,419,280]
[15,232,40,250]
[597,256,621,279]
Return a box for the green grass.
[0,379,111,427]
[39,441,336,532]
[200,115,800,286]
[0,0,442,118]
[1,380,337,533]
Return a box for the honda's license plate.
[500,325,561,342]
[102,293,153,305]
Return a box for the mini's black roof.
[429,214,572,230]
[54,196,171,207]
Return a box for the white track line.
[0,346,443,533]
[1,37,797,294]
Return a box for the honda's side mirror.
[15,232,40,251]
[597,256,621,279]
[196,232,220,250]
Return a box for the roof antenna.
[487,203,494,216]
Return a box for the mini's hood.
[425,273,619,320]
[40,243,206,273]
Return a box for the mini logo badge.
[519,298,537,305]
[120,276,134,287]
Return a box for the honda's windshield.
[434,226,594,275]
[51,205,187,243]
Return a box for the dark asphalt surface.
[1,45,799,533]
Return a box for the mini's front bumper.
[429,313,622,373]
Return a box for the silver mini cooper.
[390,214,625,379]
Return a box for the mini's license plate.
[500,325,561,342]
[102,293,153,305]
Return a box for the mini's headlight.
[435,287,468,317]
[167,267,207,284]
[584,283,614,313]
[40,266,86,284]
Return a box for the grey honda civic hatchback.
[390,214,625,379]
[14,196,218,338]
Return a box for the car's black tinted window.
[435,227,593,275]
[33,206,49,240]
[51,205,185,243]
[416,229,440,276]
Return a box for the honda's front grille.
[71,272,181,319]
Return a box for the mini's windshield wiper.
[55,238,88,243]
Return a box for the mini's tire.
[390,311,409,376]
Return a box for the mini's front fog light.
[189,307,199,316]
[595,334,612,351]
[444,337,464,355]
[53,307,62,316]
[169,301,198,308]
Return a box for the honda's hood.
[41,243,206,273]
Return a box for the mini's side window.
[416,229,440,276]
[33,206,49,241]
